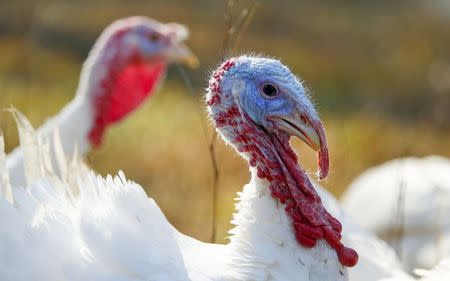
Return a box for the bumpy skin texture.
[206,56,357,267]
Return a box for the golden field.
[0,0,449,243]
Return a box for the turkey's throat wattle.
[251,131,357,267]
[88,60,167,146]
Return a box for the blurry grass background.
[0,0,449,242]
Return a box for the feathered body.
[0,137,347,281]
[315,186,407,281]
[0,112,416,281]
[342,156,450,272]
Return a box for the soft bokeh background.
[0,0,449,243]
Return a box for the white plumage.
[380,257,450,281]
[2,110,441,281]
[315,186,407,281]
[341,156,450,273]
[1,110,192,281]
[415,257,450,281]
[0,110,347,281]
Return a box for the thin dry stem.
[393,177,406,264]
[210,0,258,243]
[230,1,259,53]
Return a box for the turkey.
[341,156,450,273]
[6,16,197,188]
[0,56,412,281]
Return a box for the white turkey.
[6,16,197,188]
[0,56,415,281]
[341,156,450,273]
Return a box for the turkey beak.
[161,23,199,68]
[271,112,329,179]
[164,42,199,69]
[271,114,320,151]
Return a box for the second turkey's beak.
[161,23,199,68]
[270,110,329,179]
[164,42,199,69]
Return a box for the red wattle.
[88,61,166,146]
[104,62,166,123]
[339,246,359,267]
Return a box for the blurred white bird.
[6,16,197,188]
[341,156,450,273]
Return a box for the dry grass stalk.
[209,0,259,243]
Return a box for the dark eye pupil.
[150,33,160,42]
[263,84,277,97]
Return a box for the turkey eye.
[262,84,278,98]
[149,33,160,43]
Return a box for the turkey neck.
[5,44,110,188]
[209,56,358,266]
[84,38,167,147]
[228,110,355,265]
[210,91,356,267]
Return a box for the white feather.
[0,128,191,281]
[53,126,68,182]
[415,257,450,281]
[9,108,46,186]
[0,130,13,204]
[316,185,407,281]
[0,112,361,281]
[379,256,450,281]
[341,156,450,272]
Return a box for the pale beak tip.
[183,54,200,69]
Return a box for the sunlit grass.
[1,38,449,243]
